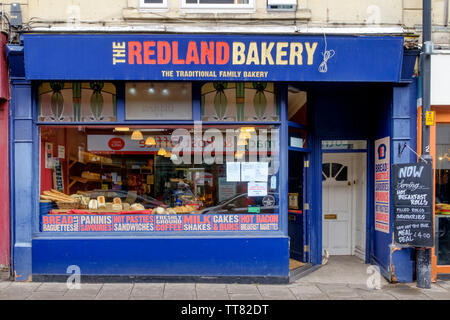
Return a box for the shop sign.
[374,137,390,234]
[393,163,434,247]
[24,34,404,82]
[425,111,435,126]
[41,213,279,232]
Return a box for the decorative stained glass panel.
[38,82,117,122]
[201,82,279,122]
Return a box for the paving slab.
[63,284,103,298]
[316,283,361,299]
[0,291,33,300]
[299,256,389,286]
[131,283,164,297]
[227,284,260,295]
[257,286,296,300]
[8,281,42,291]
[95,283,133,300]
[229,293,262,300]
[196,290,230,300]
[35,282,71,293]
[164,283,196,300]
[26,292,66,300]
[0,282,12,290]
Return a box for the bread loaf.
[97,196,106,208]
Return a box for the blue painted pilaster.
[10,80,34,281]
[388,80,418,283]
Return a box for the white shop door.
[322,154,352,255]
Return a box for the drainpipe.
[417,0,433,289]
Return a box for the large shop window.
[39,125,280,233]
[38,82,117,122]
[435,123,450,265]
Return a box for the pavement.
[1,256,450,300]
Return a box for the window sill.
[123,8,311,21]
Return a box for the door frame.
[318,138,370,263]
[288,148,310,262]
[322,152,367,257]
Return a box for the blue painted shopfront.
[8,33,418,283]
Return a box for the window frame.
[180,0,255,12]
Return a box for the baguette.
[50,189,74,200]
[42,191,77,202]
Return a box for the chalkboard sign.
[393,163,434,248]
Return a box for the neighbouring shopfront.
[0,32,10,269]
[7,33,419,283]
[427,52,450,281]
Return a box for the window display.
[39,125,280,233]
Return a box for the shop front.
[8,33,418,283]
[428,52,450,281]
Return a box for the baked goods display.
[41,189,197,215]
[152,205,196,215]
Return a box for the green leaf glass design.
[50,82,64,121]
[253,82,267,120]
[89,82,104,121]
[213,82,228,120]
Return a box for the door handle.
[324,214,337,220]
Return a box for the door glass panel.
[331,163,343,177]
[335,166,348,181]
[322,163,330,178]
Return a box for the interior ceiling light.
[170,153,178,161]
[238,131,252,140]
[164,151,172,158]
[148,83,155,94]
[161,84,170,96]
[131,130,144,140]
[237,139,248,146]
[240,127,256,133]
[145,136,157,146]
[128,83,137,96]
[157,148,167,156]
[235,151,244,159]
[114,127,130,132]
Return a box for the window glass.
[183,0,251,7]
[140,0,167,8]
[126,82,192,120]
[38,82,116,122]
[201,82,279,121]
[321,140,367,150]
[287,86,307,125]
[39,125,280,233]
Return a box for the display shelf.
[68,176,101,189]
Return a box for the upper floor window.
[181,0,254,10]
[140,0,168,9]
